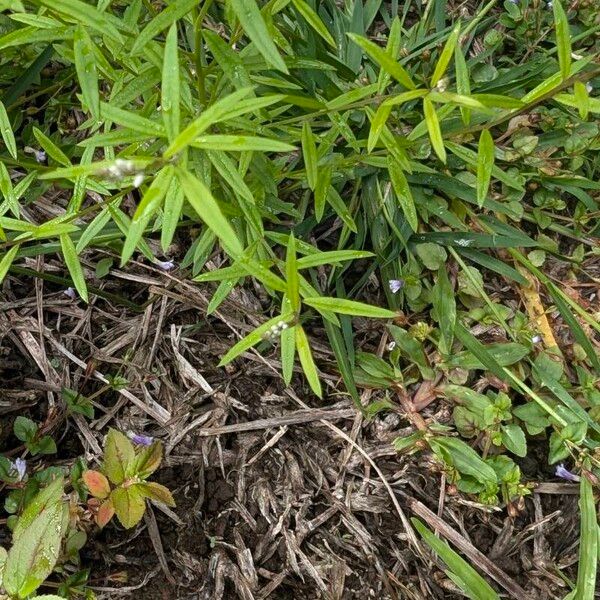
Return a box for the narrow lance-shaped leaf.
[295,325,322,397]
[571,466,598,599]
[164,89,284,158]
[122,168,175,265]
[60,233,88,302]
[280,296,296,385]
[303,296,397,318]
[218,312,294,366]
[347,33,415,89]
[131,0,198,54]
[0,101,17,159]
[73,25,99,120]
[177,168,244,259]
[0,161,18,217]
[430,23,460,87]
[573,81,589,120]
[476,129,494,207]
[301,122,318,190]
[387,155,418,231]
[285,234,300,311]
[552,0,571,80]
[161,174,184,252]
[229,0,288,72]
[0,245,19,284]
[33,128,71,167]
[162,23,180,142]
[433,265,455,355]
[454,45,471,125]
[423,96,446,163]
[412,518,500,600]
[291,0,335,47]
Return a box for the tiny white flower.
[387,341,396,351]
[64,287,77,300]
[586,82,593,93]
[133,173,145,188]
[277,321,285,328]
[532,334,542,344]
[546,1,553,9]
[280,323,289,330]
[435,78,448,93]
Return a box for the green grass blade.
[177,168,244,259]
[552,0,571,80]
[295,324,322,397]
[161,24,180,143]
[423,96,446,163]
[131,0,197,54]
[413,518,500,600]
[229,0,288,72]
[0,101,17,159]
[476,129,494,207]
[60,233,88,302]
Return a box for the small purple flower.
[64,287,77,300]
[555,464,580,482]
[24,146,47,163]
[128,432,154,446]
[12,458,26,482]
[389,279,405,294]
[154,259,176,271]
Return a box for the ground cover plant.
[0,0,599,597]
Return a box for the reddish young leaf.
[96,498,115,528]
[83,470,111,499]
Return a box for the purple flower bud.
[555,464,580,482]
[128,432,154,446]
[154,259,176,271]
[64,287,77,300]
[389,279,405,294]
[12,458,26,482]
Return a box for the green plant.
[0,430,173,599]
[0,0,598,593]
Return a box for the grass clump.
[0,0,599,596]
